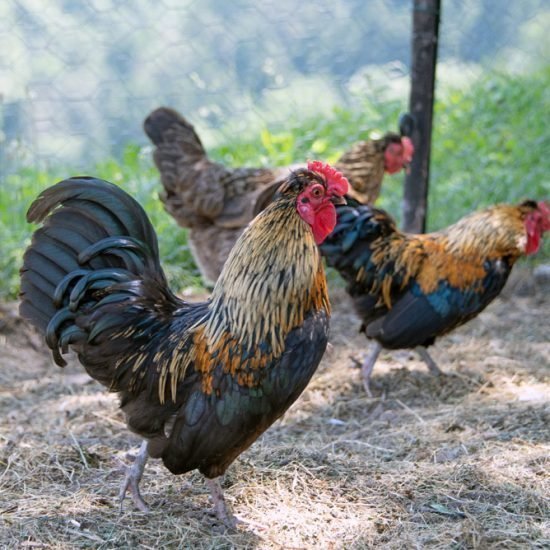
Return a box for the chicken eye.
[311,185,324,198]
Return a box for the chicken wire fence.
[1,0,548,176]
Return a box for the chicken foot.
[360,342,442,396]
[360,341,383,397]
[119,440,150,513]
[415,346,443,375]
[206,477,238,529]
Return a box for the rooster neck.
[335,140,384,204]
[385,206,527,296]
[390,205,527,267]
[161,200,330,399]
[438,206,527,259]
[207,201,329,350]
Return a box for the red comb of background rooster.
[308,160,349,196]
[538,201,550,230]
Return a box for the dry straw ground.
[0,271,548,549]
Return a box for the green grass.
[428,68,550,229]
[1,68,549,299]
[213,68,550,229]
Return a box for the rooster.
[320,198,550,395]
[143,107,413,285]
[19,162,348,526]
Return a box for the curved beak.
[330,195,347,205]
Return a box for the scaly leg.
[361,341,383,397]
[206,477,237,528]
[119,440,150,513]
[416,346,443,375]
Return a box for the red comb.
[307,160,349,196]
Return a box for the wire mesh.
[1,0,547,174]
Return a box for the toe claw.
[119,474,150,513]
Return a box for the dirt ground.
[0,270,548,549]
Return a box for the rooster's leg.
[361,341,383,396]
[206,477,237,528]
[416,346,443,375]
[119,440,150,513]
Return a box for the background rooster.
[19,163,348,526]
[143,107,413,285]
[320,198,550,394]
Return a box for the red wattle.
[312,203,337,244]
[525,231,540,255]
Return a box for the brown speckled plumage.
[334,134,400,204]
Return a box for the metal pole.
[402,0,441,233]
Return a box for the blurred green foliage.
[1,68,548,300]
[3,0,548,165]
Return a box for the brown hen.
[144,107,413,284]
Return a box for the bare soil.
[0,271,548,549]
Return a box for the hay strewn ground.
[0,273,548,549]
